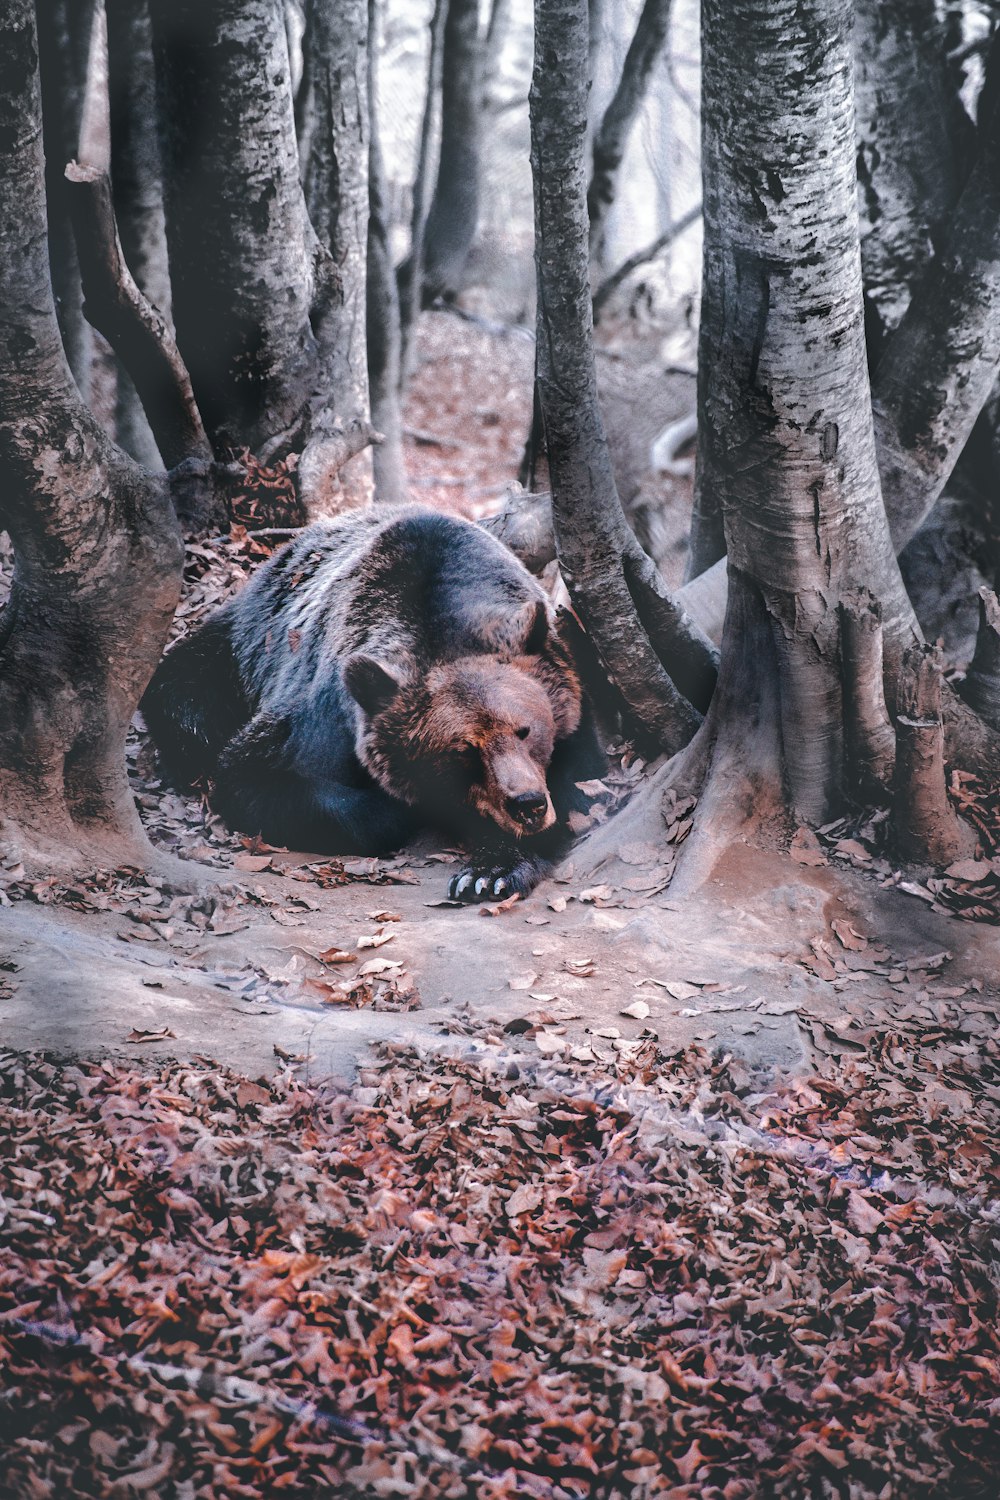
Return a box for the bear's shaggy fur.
[141,506,605,899]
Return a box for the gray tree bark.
[0,0,184,872]
[686,11,1000,597]
[419,0,483,304]
[587,0,673,270]
[149,0,375,516]
[690,0,912,826]
[366,0,406,504]
[36,0,100,403]
[397,0,447,381]
[106,0,173,469]
[530,0,716,753]
[298,0,373,507]
[854,0,972,348]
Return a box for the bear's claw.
[448,855,544,903]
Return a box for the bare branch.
[64,161,211,470]
[587,0,673,264]
[297,417,384,511]
[592,203,701,319]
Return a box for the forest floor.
[2,312,999,1497]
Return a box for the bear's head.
[344,635,582,840]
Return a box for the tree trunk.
[106,0,173,470]
[149,0,376,516]
[689,0,914,829]
[854,0,972,351]
[686,18,1000,597]
[36,0,100,403]
[298,0,373,508]
[366,0,406,505]
[420,0,483,304]
[0,0,183,873]
[530,0,716,753]
[587,0,673,270]
[397,0,447,382]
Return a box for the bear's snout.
[506,791,549,833]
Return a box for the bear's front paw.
[448,853,547,903]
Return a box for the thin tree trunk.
[420,0,483,304]
[106,0,173,470]
[36,0,100,403]
[854,0,972,352]
[366,0,406,505]
[299,0,373,507]
[587,0,673,269]
[397,0,447,382]
[530,0,715,753]
[482,0,512,106]
[0,0,183,872]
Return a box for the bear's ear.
[343,654,404,717]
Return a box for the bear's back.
[227,506,549,712]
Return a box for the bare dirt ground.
[2,312,1000,1496]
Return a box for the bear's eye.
[515,726,531,741]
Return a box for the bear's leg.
[212,768,416,856]
[141,615,249,787]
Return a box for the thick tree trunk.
[299,0,373,507]
[689,0,912,827]
[530,0,716,753]
[599,0,1000,892]
[149,0,375,517]
[686,18,1000,599]
[420,0,483,304]
[36,0,100,403]
[587,0,673,270]
[0,0,183,873]
[366,0,406,505]
[106,0,173,470]
[149,0,316,453]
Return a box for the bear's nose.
[507,792,548,828]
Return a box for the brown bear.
[141,506,605,899]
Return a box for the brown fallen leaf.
[125,1026,176,1043]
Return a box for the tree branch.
[587,0,673,264]
[64,161,211,470]
[592,203,701,319]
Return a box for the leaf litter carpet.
[1,1000,998,1498]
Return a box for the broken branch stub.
[892,644,978,866]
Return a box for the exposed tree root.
[892,645,979,866]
